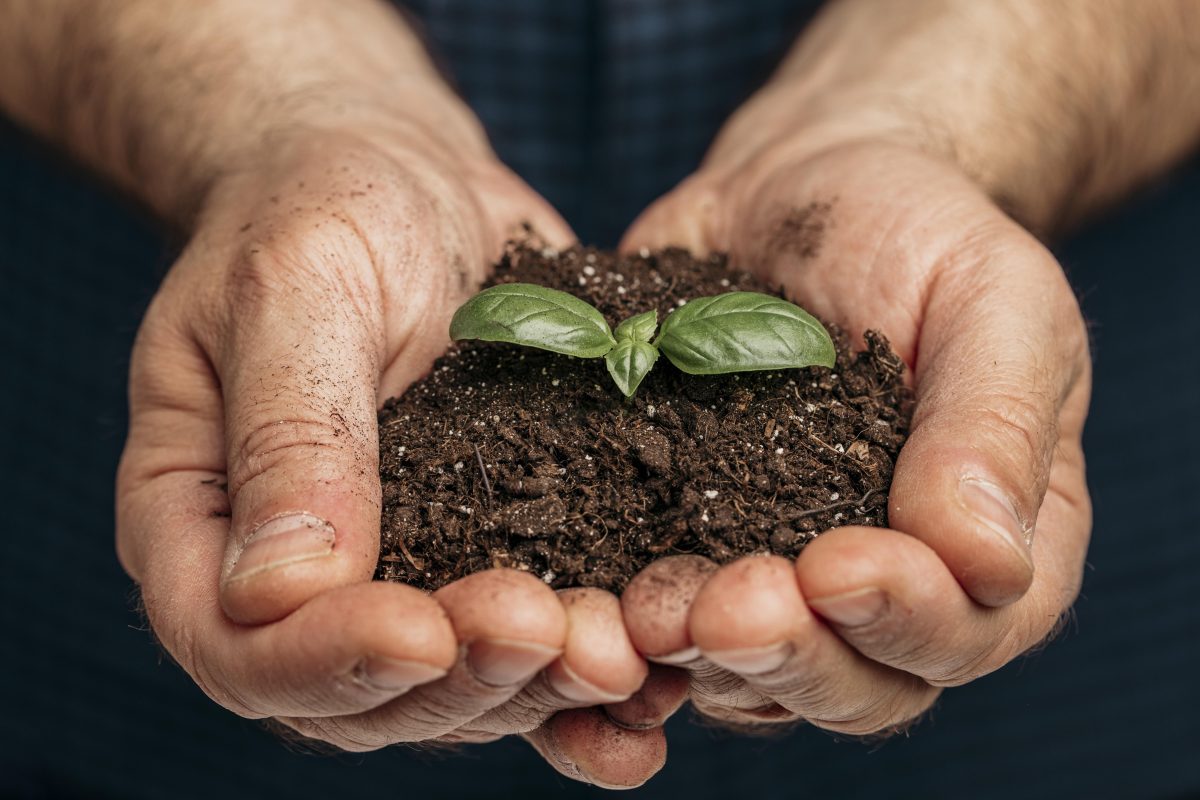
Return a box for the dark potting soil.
[376,244,911,593]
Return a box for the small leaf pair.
[449,282,835,398]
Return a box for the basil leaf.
[605,339,659,397]
[450,283,616,358]
[614,309,658,343]
[655,292,835,375]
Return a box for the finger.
[121,466,456,718]
[689,554,940,734]
[742,158,1088,607]
[203,228,388,625]
[731,158,1087,607]
[619,174,722,255]
[523,708,668,791]
[116,295,225,582]
[604,665,691,730]
[459,588,649,737]
[279,569,566,748]
[628,150,1091,608]
[118,308,458,718]
[621,556,774,717]
[469,160,578,252]
[620,555,717,661]
[884,226,1089,606]
[545,589,648,704]
[441,663,686,744]
[800,444,1089,686]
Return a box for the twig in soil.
[584,512,611,552]
[808,433,847,459]
[791,488,881,520]
[396,537,425,572]
[596,429,626,452]
[473,443,493,509]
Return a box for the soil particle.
[376,243,911,593]
[769,201,833,261]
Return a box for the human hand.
[617,134,1091,732]
[114,123,669,785]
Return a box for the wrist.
[699,86,969,210]
[181,79,494,230]
[4,0,497,231]
[703,0,1158,236]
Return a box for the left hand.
[113,122,672,787]
[614,133,1092,733]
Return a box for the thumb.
[469,161,578,252]
[619,173,728,255]
[889,227,1090,607]
[213,242,385,625]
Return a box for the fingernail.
[353,655,447,692]
[468,638,561,687]
[548,661,630,704]
[227,512,335,581]
[959,477,1033,566]
[603,708,658,731]
[648,645,700,665]
[808,587,888,627]
[704,641,793,675]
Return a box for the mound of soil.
[375,244,911,593]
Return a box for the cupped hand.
[617,138,1092,733]
[115,125,667,786]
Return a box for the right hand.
[115,122,675,787]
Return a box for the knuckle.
[189,654,261,719]
[281,717,385,753]
[228,225,353,302]
[838,603,1004,688]
[836,612,945,673]
[687,659,771,710]
[1057,303,1090,364]
[360,669,511,742]
[437,729,505,744]
[690,696,802,727]
[225,245,293,312]
[746,621,836,704]
[926,634,1012,687]
[464,690,557,736]
[146,595,262,718]
[1024,606,1075,655]
[1011,588,1080,659]
[812,687,940,737]
[976,391,1057,477]
[375,701,468,742]
[226,413,356,499]
[221,225,381,342]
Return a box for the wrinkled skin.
[615,139,1091,734]
[114,127,674,788]
[115,121,1091,788]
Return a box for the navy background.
[2,2,1198,797]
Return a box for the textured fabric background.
[2,2,1198,798]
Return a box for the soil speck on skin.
[376,243,911,593]
[770,201,833,261]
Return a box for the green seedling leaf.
[450,283,616,358]
[605,339,660,397]
[614,309,658,343]
[655,291,835,375]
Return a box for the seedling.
[449,283,835,398]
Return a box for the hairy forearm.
[713,0,1200,234]
[0,0,486,226]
